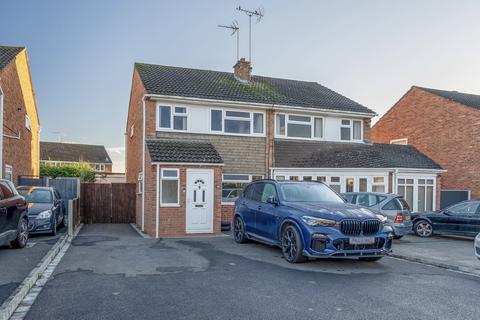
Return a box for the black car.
[17,186,65,236]
[413,199,480,237]
[0,179,29,248]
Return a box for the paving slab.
[390,234,480,274]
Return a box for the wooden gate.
[81,183,136,223]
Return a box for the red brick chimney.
[233,58,251,81]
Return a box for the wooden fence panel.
[81,183,135,224]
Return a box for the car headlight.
[37,210,52,219]
[301,216,337,227]
[376,214,388,224]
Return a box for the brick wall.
[142,163,223,238]
[125,68,146,228]
[363,118,372,141]
[0,51,39,184]
[372,87,480,198]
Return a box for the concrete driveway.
[0,227,66,305]
[22,224,480,320]
[391,234,479,274]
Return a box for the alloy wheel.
[18,219,28,247]
[416,221,433,237]
[282,228,297,262]
[233,217,245,243]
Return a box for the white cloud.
[107,147,126,173]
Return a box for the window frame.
[396,176,436,212]
[211,109,265,136]
[274,112,324,140]
[4,165,13,182]
[340,119,363,141]
[160,168,180,207]
[156,105,188,131]
[25,115,31,131]
[221,174,264,204]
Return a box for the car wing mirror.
[443,210,450,215]
[266,196,278,205]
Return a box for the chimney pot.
[233,58,252,82]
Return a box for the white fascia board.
[143,94,376,118]
[152,162,224,166]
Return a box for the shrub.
[40,163,96,182]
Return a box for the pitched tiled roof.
[0,46,23,70]
[135,63,375,115]
[40,142,112,164]
[417,86,480,111]
[274,140,442,170]
[146,138,223,164]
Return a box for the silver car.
[475,233,480,260]
[341,192,413,239]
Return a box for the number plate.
[349,237,375,245]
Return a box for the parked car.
[475,233,480,260]
[341,192,413,239]
[233,180,393,263]
[412,199,480,238]
[0,180,29,248]
[17,186,65,236]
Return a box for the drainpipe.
[156,164,159,238]
[142,95,146,231]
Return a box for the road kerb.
[0,225,82,320]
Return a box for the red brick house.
[0,46,41,184]
[126,60,443,238]
[372,86,479,208]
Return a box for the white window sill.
[160,204,180,208]
[221,202,236,206]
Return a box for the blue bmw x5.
[233,180,393,263]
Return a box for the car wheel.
[359,257,383,262]
[11,218,29,249]
[50,218,57,237]
[414,220,433,237]
[233,216,248,244]
[393,235,404,240]
[281,225,306,263]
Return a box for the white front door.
[186,169,214,233]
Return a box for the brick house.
[372,86,479,208]
[0,46,41,184]
[40,141,113,173]
[126,59,443,238]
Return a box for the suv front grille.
[340,219,381,235]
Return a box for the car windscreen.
[280,183,345,203]
[18,189,53,204]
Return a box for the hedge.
[40,163,96,182]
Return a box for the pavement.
[0,227,66,306]
[391,234,480,274]
[20,224,480,320]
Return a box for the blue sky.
[1,0,479,172]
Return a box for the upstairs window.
[25,115,31,131]
[157,106,188,131]
[340,119,362,141]
[210,110,264,135]
[275,113,323,139]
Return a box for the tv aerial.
[236,6,264,62]
[218,20,240,61]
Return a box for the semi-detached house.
[126,58,443,238]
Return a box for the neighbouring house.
[126,58,443,238]
[0,45,41,184]
[372,86,480,208]
[40,141,113,173]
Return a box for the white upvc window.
[5,165,13,182]
[160,168,180,206]
[95,164,105,172]
[340,119,363,141]
[157,106,188,131]
[275,113,324,140]
[25,115,31,131]
[210,109,264,136]
[397,177,435,212]
[222,174,263,204]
